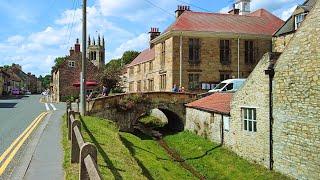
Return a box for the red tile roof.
[186,93,234,114]
[127,47,154,67]
[165,9,284,36]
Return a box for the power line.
[66,0,80,49]
[142,0,176,18]
[174,0,211,12]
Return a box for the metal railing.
[66,101,102,180]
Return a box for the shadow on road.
[0,103,17,108]
[0,95,29,100]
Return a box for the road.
[0,95,64,179]
[0,95,45,155]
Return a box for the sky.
[0,0,304,76]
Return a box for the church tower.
[87,35,105,69]
[234,0,251,15]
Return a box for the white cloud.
[110,33,149,59]
[7,35,25,45]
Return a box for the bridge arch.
[87,92,197,132]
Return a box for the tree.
[52,56,67,71]
[39,75,51,89]
[98,50,140,91]
[121,51,140,65]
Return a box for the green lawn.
[61,115,147,180]
[164,131,290,180]
[119,132,196,180]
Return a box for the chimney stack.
[70,47,75,56]
[149,27,160,48]
[228,4,240,15]
[75,38,81,53]
[175,5,191,18]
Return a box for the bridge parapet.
[87,92,197,132]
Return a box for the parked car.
[11,88,20,95]
[25,91,32,95]
[208,79,246,93]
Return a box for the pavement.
[0,95,65,180]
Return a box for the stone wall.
[272,33,294,53]
[229,53,272,167]
[186,107,229,144]
[273,1,320,179]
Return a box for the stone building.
[228,0,319,179]
[0,68,10,96]
[87,35,105,69]
[126,1,284,93]
[185,93,233,144]
[273,0,316,52]
[51,39,100,102]
[272,0,320,179]
[229,53,280,168]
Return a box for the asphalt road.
[0,95,45,156]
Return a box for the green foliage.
[164,131,290,180]
[99,50,140,90]
[138,115,166,128]
[51,56,67,72]
[38,75,51,89]
[118,94,150,111]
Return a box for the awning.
[72,81,98,87]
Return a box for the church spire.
[88,35,91,46]
[98,35,101,46]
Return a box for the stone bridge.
[87,92,197,132]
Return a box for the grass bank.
[119,132,195,180]
[61,115,146,179]
[164,131,290,180]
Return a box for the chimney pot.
[175,5,191,18]
[75,39,81,53]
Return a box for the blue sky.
[0,0,304,76]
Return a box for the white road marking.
[50,103,57,111]
[45,103,50,111]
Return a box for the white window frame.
[68,61,75,68]
[295,13,307,30]
[242,108,257,132]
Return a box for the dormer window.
[295,13,307,30]
[68,61,75,68]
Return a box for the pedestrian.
[172,84,179,93]
[179,86,185,93]
[102,86,107,96]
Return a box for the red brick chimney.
[149,27,160,48]
[175,5,191,18]
[75,38,80,53]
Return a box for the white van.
[208,79,246,93]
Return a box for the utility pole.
[80,0,87,116]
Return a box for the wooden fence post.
[68,110,75,140]
[80,143,98,180]
[71,119,82,163]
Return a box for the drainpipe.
[265,54,275,170]
[179,33,183,88]
[237,37,240,78]
[221,115,224,145]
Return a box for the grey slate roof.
[274,0,316,36]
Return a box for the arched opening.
[158,108,184,133]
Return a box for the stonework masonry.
[229,53,272,168]
[127,35,271,93]
[273,1,320,179]
[185,107,227,144]
[272,34,294,53]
